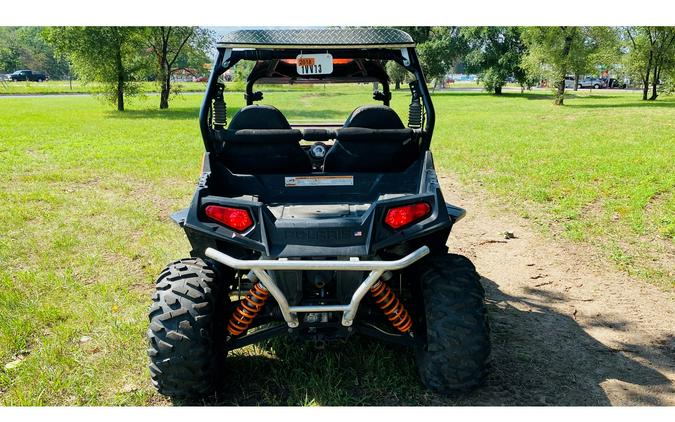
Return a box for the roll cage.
[198,28,436,153]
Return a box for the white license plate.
[296,53,333,75]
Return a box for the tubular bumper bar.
[205,246,430,328]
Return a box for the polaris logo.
[281,228,356,242]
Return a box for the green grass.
[0,80,208,95]
[0,86,673,405]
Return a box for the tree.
[461,26,528,95]
[143,27,214,109]
[416,27,467,88]
[0,27,69,78]
[522,26,581,105]
[386,60,407,90]
[44,27,146,111]
[623,27,675,100]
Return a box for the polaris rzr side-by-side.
[147,28,491,399]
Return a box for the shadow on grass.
[431,90,635,102]
[104,104,235,121]
[105,106,203,121]
[567,100,675,109]
[104,106,349,123]
[171,274,672,406]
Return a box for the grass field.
[0,87,673,405]
[0,80,208,95]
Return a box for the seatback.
[323,105,418,172]
[221,105,312,174]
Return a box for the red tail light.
[384,202,431,229]
[204,205,254,232]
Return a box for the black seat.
[323,105,418,172]
[342,104,406,130]
[221,105,312,174]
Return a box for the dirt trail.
[440,175,675,406]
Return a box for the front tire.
[147,258,227,399]
[414,254,491,392]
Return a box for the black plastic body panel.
[180,151,460,261]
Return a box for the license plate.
[285,176,353,187]
[296,53,333,75]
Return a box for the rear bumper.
[205,245,430,328]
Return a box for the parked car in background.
[577,77,605,89]
[10,70,47,82]
[605,78,628,89]
[564,75,576,88]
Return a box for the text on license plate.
[296,53,333,75]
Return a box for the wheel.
[37,78,44,82]
[577,84,582,89]
[414,253,491,392]
[593,84,600,89]
[147,257,228,399]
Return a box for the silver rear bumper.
[205,245,430,328]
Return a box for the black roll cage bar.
[198,47,436,152]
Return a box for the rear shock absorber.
[407,80,422,129]
[212,82,227,130]
[227,282,270,336]
[370,279,414,333]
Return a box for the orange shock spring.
[370,280,414,333]
[227,282,270,336]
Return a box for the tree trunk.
[555,82,565,105]
[649,64,660,100]
[573,73,579,91]
[160,62,170,109]
[395,80,400,90]
[642,50,653,101]
[554,28,575,106]
[494,85,502,95]
[116,47,124,111]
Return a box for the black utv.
[147,28,490,399]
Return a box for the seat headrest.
[343,105,405,129]
[228,105,291,130]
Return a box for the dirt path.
[438,174,675,405]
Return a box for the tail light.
[384,202,431,229]
[204,205,254,232]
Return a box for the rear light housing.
[204,205,254,232]
[384,202,431,229]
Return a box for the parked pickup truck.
[10,70,47,82]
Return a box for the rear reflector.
[384,202,431,229]
[204,205,254,232]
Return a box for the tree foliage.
[623,26,675,100]
[522,26,584,105]
[44,27,147,111]
[416,27,467,87]
[0,27,69,78]
[143,27,214,109]
[567,27,620,90]
[461,27,529,94]
[386,60,407,90]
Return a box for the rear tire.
[414,253,491,392]
[147,258,227,399]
